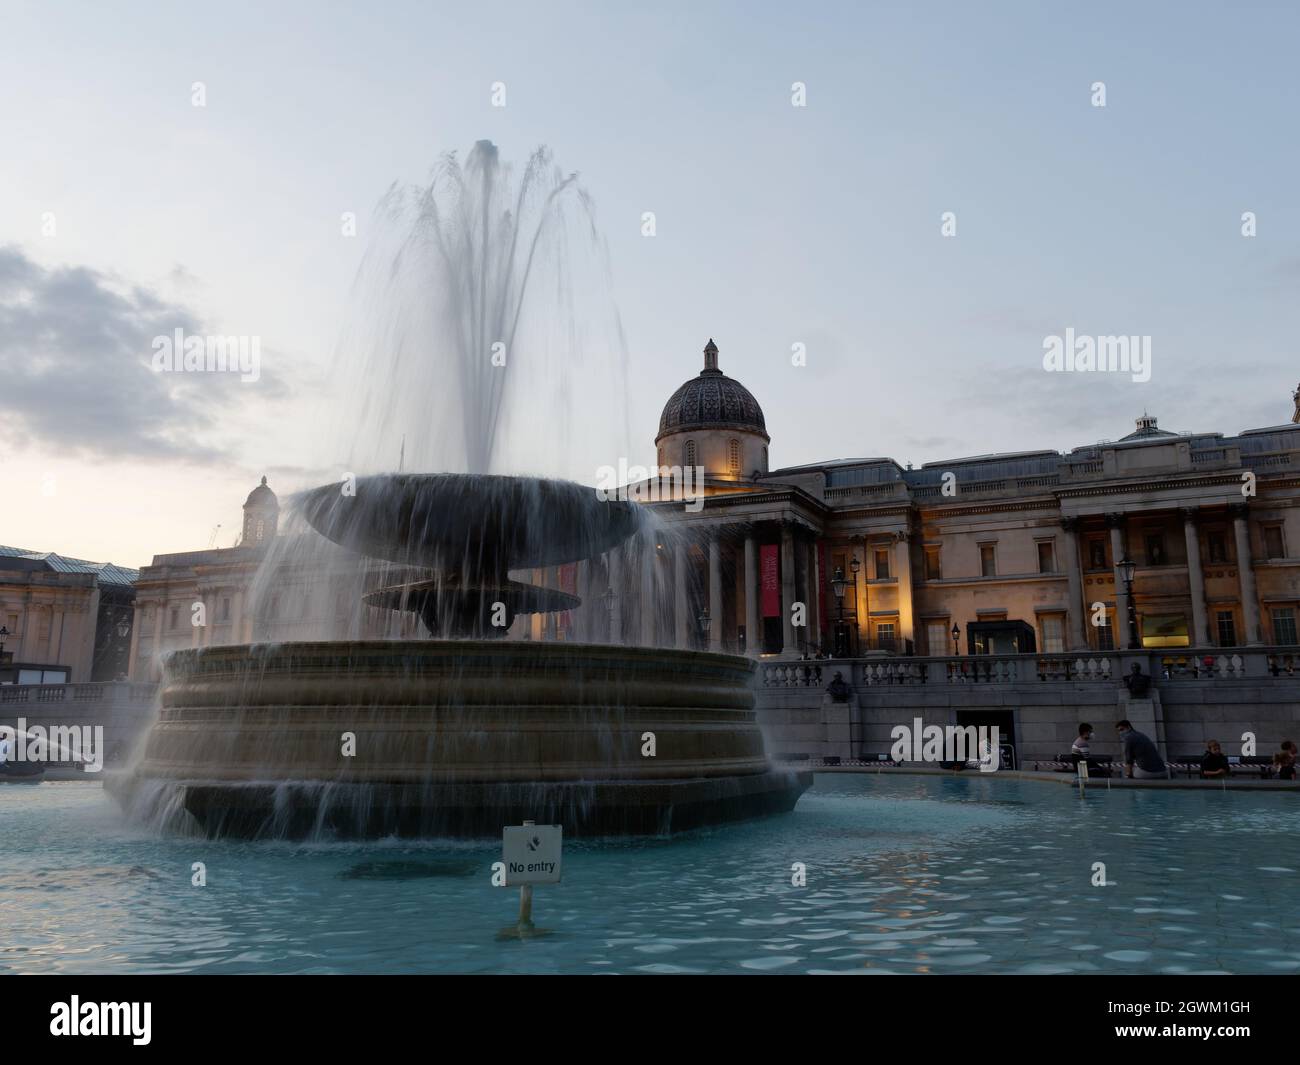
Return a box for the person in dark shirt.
[1199,740,1230,779]
[1115,719,1168,779]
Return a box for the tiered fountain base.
[113,640,810,839]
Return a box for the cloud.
[0,246,288,463]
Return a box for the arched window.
[728,439,741,473]
[762,446,768,471]
[685,440,697,468]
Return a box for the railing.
[759,648,1300,689]
[762,664,825,688]
[0,681,158,705]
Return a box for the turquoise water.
[3,774,1298,974]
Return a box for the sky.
[2,0,1298,568]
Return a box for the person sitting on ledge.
[1070,723,1093,766]
[1275,743,1297,781]
[1115,719,1168,780]
[825,671,851,703]
[1122,663,1151,697]
[1199,739,1231,779]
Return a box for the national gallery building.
[124,339,1300,680]
[634,339,1300,663]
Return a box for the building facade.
[627,341,1300,668]
[0,546,139,683]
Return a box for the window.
[4,613,17,634]
[1207,531,1228,564]
[1271,607,1297,645]
[925,621,950,656]
[268,595,280,620]
[1145,533,1166,566]
[1037,541,1056,574]
[1041,614,1065,653]
[875,622,896,652]
[1264,525,1285,560]
[220,597,231,622]
[684,440,697,468]
[169,607,180,631]
[874,548,890,580]
[17,668,67,684]
[980,544,996,577]
[1141,614,1190,649]
[1095,612,1115,651]
[728,439,741,474]
[924,546,941,580]
[1216,610,1237,647]
[761,446,768,470]
[255,519,265,542]
[1087,538,1107,570]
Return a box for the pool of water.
[3,773,1298,974]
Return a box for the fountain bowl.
[113,640,811,839]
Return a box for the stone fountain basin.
[121,640,810,838]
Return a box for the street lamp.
[951,622,960,656]
[697,608,711,646]
[1116,557,1140,649]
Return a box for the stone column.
[894,532,914,647]
[1230,503,1263,645]
[1181,507,1210,646]
[780,524,797,655]
[1107,513,1131,647]
[708,535,723,652]
[1060,517,1087,650]
[806,538,821,654]
[853,538,869,653]
[674,542,690,648]
[795,535,810,655]
[152,599,163,676]
[744,534,759,657]
[126,603,143,679]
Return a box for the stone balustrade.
[759,647,1300,690]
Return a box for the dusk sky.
[3,0,1297,567]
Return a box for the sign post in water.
[502,820,562,929]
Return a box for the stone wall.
[0,682,158,766]
[755,650,1300,766]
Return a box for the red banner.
[761,544,780,617]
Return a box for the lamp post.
[830,566,847,656]
[696,608,711,648]
[951,622,960,656]
[1116,557,1140,649]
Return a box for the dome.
[656,340,768,442]
[244,475,278,508]
[1119,413,1177,442]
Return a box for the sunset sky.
[2,0,1297,567]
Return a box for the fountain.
[110,141,810,838]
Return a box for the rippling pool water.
[3,774,1297,974]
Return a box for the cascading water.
[110,141,809,839]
